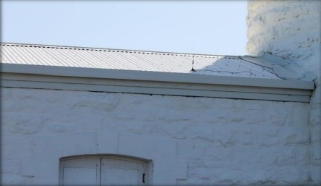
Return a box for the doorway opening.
[59,155,152,185]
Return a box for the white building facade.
[1,1,320,185]
[247,1,321,184]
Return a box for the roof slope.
[1,43,281,79]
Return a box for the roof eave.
[0,63,315,103]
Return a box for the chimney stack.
[246,1,320,71]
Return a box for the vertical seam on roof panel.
[64,49,91,68]
[41,49,60,66]
[129,53,167,72]
[1,47,11,63]
[27,47,46,65]
[162,54,193,72]
[84,50,120,69]
[39,47,65,67]
[9,46,31,65]
[139,53,181,72]
[75,49,110,68]
[119,53,162,71]
[21,47,41,65]
[28,47,51,66]
[71,49,101,68]
[83,49,121,69]
[117,52,163,72]
[94,51,134,69]
[5,46,24,64]
[100,51,139,70]
[51,48,77,67]
[8,46,27,64]
[58,49,86,68]
[120,53,164,71]
[90,51,119,69]
[108,52,144,70]
[86,50,121,69]
[193,56,220,69]
[42,48,71,67]
[41,48,69,66]
[141,55,173,72]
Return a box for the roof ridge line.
[0,42,240,58]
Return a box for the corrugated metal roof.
[0,43,281,79]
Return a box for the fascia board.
[0,63,315,90]
[0,63,314,102]
[1,73,312,96]
[1,79,311,102]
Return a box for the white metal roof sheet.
[0,43,282,79]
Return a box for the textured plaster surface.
[247,1,321,184]
[247,1,321,78]
[1,88,315,185]
[1,1,320,185]
[247,1,320,61]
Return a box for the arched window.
[59,155,151,185]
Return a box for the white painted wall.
[1,1,320,185]
[1,87,313,185]
[247,1,320,65]
[247,1,321,184]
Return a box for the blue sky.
[2,1,247,55]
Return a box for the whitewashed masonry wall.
[247,1,321,184]
[2,87,313,185]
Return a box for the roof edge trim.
[1,64,314,103]
[0,42,231,57]
[1,64,314,90]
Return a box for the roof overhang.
[0,63,315,103]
